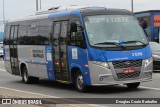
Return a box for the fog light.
[99,77,103,81]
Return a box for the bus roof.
[48,7,132,19]
[79,7,132,16]
[8,6,133,23]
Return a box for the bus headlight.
[144,57,152,67]
[91,61,110,69]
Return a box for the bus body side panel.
[68,46,91,85]
[67,11,92,85]
[4,45,12,74]
[45,45,55,80]
[18,45,48,79]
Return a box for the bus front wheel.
[75,71,86,92]
[126,82,140,89]
[22,66,39,84]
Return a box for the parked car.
[0,42,3,58]
[149,42,160,72]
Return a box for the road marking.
[140,86,160,91]
[0,86,106,107]
[0,86,59,98]
[0,69,106,106]
[0,69,6,72]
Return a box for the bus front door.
[52,21,69,81]
[9,25,20,75]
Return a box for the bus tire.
[22,65,39,84]
[75,71,86,92]
[126,82,140,89]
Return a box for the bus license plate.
[123,68,135,74]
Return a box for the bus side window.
[18,25,28,45]
[69,21,86,48]
[38,19,51,45]
[4,25,10,45]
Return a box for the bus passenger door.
[9,25,20,75]
[52,21,69,81]
[59,21,69,81]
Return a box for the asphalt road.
[0,59,160,107]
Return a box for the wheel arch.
[70,67,82,84]
[19,62,28,77]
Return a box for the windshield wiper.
[94,42,126,49]
[121,40,147,46]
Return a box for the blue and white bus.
[4,6,153,92]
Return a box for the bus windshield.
[84,15,148,48]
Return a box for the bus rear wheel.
[75,71,86,92]
[126,82,140,89]
[22,66,39,84]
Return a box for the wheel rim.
[23,68,28,82]
[76,74,84,90]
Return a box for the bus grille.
[112,60,142,69]
[117,71,140,79]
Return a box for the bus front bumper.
[88,59,153,86]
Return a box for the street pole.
[2,0,5,29]
[131,0,134,12]
[40,0,41,10]
[36,0,39,11]
[103,0,107,8]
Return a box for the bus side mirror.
[70,23,77,32]
[139,18,148,29]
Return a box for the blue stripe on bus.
[48,11,71,19]
[25,61,46,65]
[45,45,55,80]
[67,46,91,85]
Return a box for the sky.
[0,0,160,23]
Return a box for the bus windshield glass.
[84,15,148,48]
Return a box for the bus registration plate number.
[123,68,135,74]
